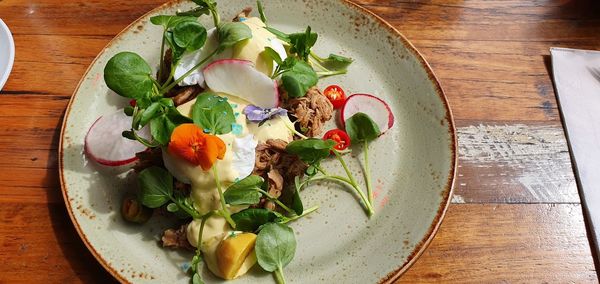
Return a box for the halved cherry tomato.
[323,85,346,109]
[323,129,351,151]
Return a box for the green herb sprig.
[286,138,375,216]
[223,175,298,216]
[138,167,201,219]
[345,112,381,205]
[266,26,353,78]
[159,22,252,94]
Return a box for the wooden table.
[1,0,599,282]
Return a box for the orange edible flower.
[168,124,226,170]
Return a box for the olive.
[121,195,153,223]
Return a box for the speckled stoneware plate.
[59,0,456,283]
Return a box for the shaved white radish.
[341,94,395,134]
[84,109,150,166]
[203,59,279,108]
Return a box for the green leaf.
[190,254,202,273]
[217,22,252,49]
[191,0,217,8]
[136,97,152,109]
[176,7,210,17]
[173,21,207,52]
[124,106,134,116]
[318,54,353,71]
[305,165,317,176]
[165,30,185,64]
[159,98,175,108]
[173,194,200,219]
[132,109,143,130]
[140,102,162,127]
[223,175,264,205]
[257,0,267,24]
[291,185,303,216]
[150,107,193,145]
[150,15,197,29]
[345,112,381,144]
[191,93,235,135]
[285,138,335,165]
[122,130,135,141]
[149,115,173,145]
[255,223,296,272]
[192,273,205,284]
[231,208,280,232]
[288,26,318,61]
[266,26,318,61]
[265,27,290,43]
[263,47,283,65]
[138,167,173,208]
[280,60,318,98]
[104,52,153,99]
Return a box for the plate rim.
[0,18,15,91]
[58,1,457,283]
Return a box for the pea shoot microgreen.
[138,167,201,219]
[345,112,381,205]
[255,223,296,284]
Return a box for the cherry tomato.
[129,99,137,107]
[323,85,346,109]
[323,129,351,151]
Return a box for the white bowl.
[0,19,15,91]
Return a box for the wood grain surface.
[1,0,599,283]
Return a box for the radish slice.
[203,59,279,108]
[341,94,395,134]
[84,109,150,166]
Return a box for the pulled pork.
[253,139,308,210]
[162,224,194,251]
[285,87,334,137]
[133,147,163,172]
[165,85,203,106]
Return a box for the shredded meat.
[165,85,203,106]
[253,139,307,210]
[233,7,253,21]
[254,139,307,179]
[162,224,194,251]
[133,148,163,172]
[157,49,173,85]
[285,87,334,137]
[264,168,285,210]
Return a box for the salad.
[84,0,396,283]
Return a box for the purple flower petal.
[243,105,288,123]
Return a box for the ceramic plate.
[0,19,15,90]
[59,0,456,283]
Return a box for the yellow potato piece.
[217,232,257,279]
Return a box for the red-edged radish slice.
[203,59,279,108]
[84,109,150,166]
[341,94,395,134]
